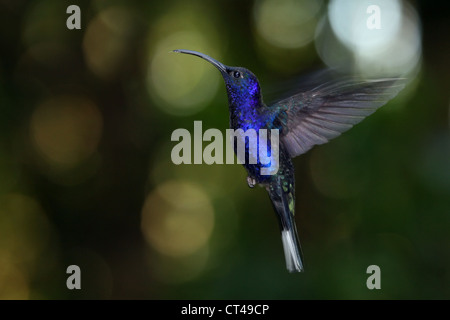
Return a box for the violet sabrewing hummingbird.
[173,49,406,273]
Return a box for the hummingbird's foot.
[247,176,256,188]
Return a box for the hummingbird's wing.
[270,77,407,158]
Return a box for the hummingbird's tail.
[268,179,304,272]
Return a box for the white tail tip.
[281,230,304,272]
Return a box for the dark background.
[0,0,449,299]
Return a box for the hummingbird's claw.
[247,176,256,188]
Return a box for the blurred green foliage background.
[0,0,449,299]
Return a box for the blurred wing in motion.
[271,77,407,158]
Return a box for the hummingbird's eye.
[232,71,241,79]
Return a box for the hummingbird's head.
[173,49,263,109]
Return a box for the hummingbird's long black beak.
[173,49,227,73]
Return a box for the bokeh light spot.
[149,33,220,115]
[328,0,402,51]
[0,253,30,300]
[254,0,323,49]
[0,193,52,298]
[141,180,215,257]
[317,0,421,76]
[353,1,422,76]
[146,5,224,116]
[0,194,51,264]
[30,96,103,169]
[83,7,136,80]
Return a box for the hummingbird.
[173,49,405,273]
